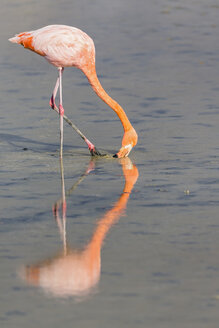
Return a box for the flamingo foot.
[90,147,102,156]
[85,138,102,156]
[50,96,58,110]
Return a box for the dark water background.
[1,0,219,327]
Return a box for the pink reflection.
[20,158,138,298]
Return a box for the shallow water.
[1,0,219,327]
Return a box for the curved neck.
[83,67,132,132]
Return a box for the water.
[1,0,219,327]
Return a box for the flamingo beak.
[113,144,133,158]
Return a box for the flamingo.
[9,25,138,158]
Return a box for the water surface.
[1,0,219,327]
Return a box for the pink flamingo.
[9,25,138,158]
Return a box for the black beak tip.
[113,153,118,158]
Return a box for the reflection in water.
[20,158,138,299]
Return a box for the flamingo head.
[113,127,138,158]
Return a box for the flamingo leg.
[49,74,60,110]
[50,69,102,156]
[58,67,64,159]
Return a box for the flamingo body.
[9,25,138,157]
[10,25,95,70]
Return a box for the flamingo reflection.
[20,158,138,298]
